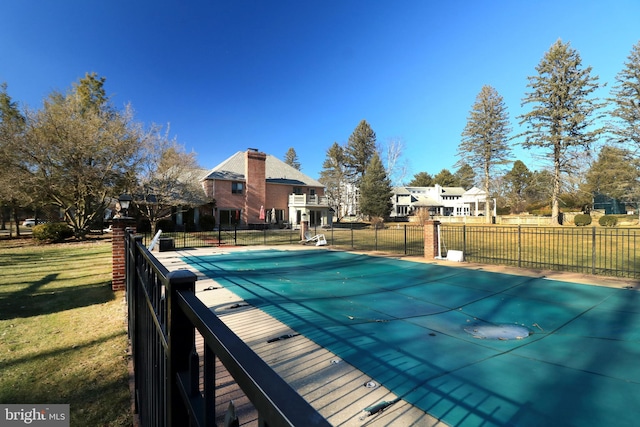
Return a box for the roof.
[201,151,324,187]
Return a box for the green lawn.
[0,238,132,426]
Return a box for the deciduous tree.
[23,73,141,238]
[133,126,207,233]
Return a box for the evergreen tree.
[609,40,640,148]
[503,160,533,213]
[359,153,392,220]
[458,85,512,220]
[345,119,377,186]
[408,171,434,187]
[518,39,605,225]
[284,147,301,170]
[433,169,457,186]
[454,163,476,190]
[318,142,347,220]
[585,145,640,203]
[0,83,28,235]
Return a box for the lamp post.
[112,193,135,291]
[118,193,133,218]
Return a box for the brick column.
[112,218,136,291]
[423,220,440,260]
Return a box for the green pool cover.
[183,249,640,426]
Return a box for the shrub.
[599,215,618,227]
[574,214,592,226]
[199,214,216,231]
[32,222,74,242]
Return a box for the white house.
[390,184,488,218]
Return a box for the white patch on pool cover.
[464,324,531,340]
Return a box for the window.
[293,187,303,195]
[309,188,316,196]
[232,182,243,194]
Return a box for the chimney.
[244,149,267,224]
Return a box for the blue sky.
[2,1,639,182]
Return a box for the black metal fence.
[125,231,331,427]
[142,223,425,256]
[440,224,640,279]
[139,223,640,279]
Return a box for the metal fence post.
[167,269,198,426]
[375,226,378,251]
[404,224,407,255]
[463,224,467,256]
[592,226,596,275]
[350,222,354,248]
[517,225,522,268]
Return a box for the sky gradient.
[2,1,639,182]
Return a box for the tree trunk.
[12,206,20,237]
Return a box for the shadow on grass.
[0,278,115,320]
[0,331,132,426]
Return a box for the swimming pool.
[183,249,640,426]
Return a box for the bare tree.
[380,137,409,187]
[133,125,207,232]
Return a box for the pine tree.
[284,147,301,170]
[345,119,377,186]
[518,39,604,225]
[585,146,639,203]
[319,142,347,220]
[458,85,512,220]
[609,40,640,148]
[454,163,476,190]
[359,153,392,221]
[433,169,457,186]
[408,171,434,187]
[503,160,533,213]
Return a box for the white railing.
[289,194,328,206]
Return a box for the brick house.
[201,149,331,228]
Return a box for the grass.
[0,238,132,426]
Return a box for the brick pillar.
[112,218,136,291]
[423,220,440,260]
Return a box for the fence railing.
[125,231,331,427]
[140,223,640,279]
[440,224,640,279]
[142,223,425,257]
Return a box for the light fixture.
[118,193,133,217]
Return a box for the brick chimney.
[244,149,267,224]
